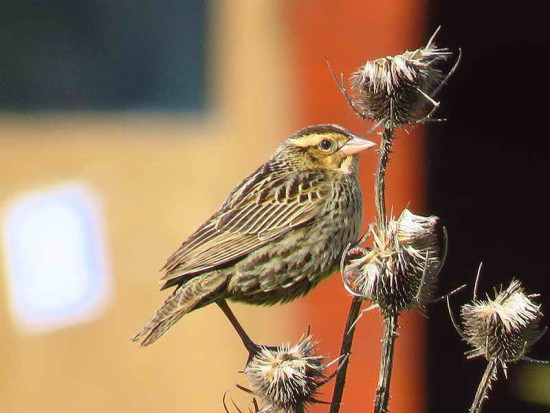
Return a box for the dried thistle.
[244,334,326,413]
[343,208,445,316]
[460,279,544,368]
[348,33,451,127]
[328,30,456,413]
[449,277,546,412]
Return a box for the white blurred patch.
[2,183,112,334]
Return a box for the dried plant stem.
[375,128,394,230]
[329,296,363,413]
[374,313,399,413]
[372,126,400,413]
[470,361,497,413]
[330,124,397,412]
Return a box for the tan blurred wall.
[0,2,304,412]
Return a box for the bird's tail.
[133,275,226,346]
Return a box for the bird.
[133,124,375,346]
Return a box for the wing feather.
[160,166,332,287]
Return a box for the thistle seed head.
[244,334,325,412]
[461,280,544,366]
[343,209,444,316]
[349,38,450,127]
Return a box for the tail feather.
[133,275,226,346]
[135,309,188,346]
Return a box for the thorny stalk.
[375,128,394,231]
[329,123,398,413]
[470,361,497,413]
[374,312,399,413]
[329,296,363,413]
[373,126,398,413]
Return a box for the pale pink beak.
[339,135,377,157]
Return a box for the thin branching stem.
[374,313,399,413]
[470,361,497,413]
[329,296,363,413]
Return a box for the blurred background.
[0,1,548,412]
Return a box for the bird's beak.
[339,135,377,157]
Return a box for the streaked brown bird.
[133,124,375,347]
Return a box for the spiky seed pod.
[343,209,444,316]
[461,280,544,367]
[349,40,450,127]
[244,334,326,413]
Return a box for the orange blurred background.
[0,1,429,412]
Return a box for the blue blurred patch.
[2,183,112,333]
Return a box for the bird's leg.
[216,299,261,360]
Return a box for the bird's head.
[277,124,376,174]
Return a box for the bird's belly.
[226,210,361,306]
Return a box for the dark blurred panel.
[0,0,207,112]
[428,1,550,412]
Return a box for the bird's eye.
[318,139,334,151]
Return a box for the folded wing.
[160,168,331,289]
